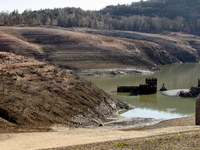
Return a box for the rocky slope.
[0,52,133,132]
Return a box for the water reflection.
[118,91,195,117]
[85,63,200,119]
[139,94,157,104]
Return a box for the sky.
[0,0,143,13]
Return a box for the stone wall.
[196,96,200,125]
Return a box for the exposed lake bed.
[71,67,154,77]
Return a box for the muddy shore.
[69,67,156,77]
[66,67,164,130]
[55,113,162,131]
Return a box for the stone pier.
[196,96,200,125]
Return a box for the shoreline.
[54,116,195,132]
[53,115,163,131]
[69,67,155,77]
[0,116,198,150]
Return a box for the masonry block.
[196,96,200,125]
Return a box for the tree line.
[1,0,200,33]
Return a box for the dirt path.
[1,118,200,150]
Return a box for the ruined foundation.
[117,77,157,95]
[196,96,200,125]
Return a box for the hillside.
[101,0,200,21]
[1,26,199,132]
[76,28,200,63]
[0,52,134,132]
[0,26,199,74]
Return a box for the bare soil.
[1,116,200,150]
[71,27,200,63]
[0,26,200,149]
[1,26,200,73]
[73,68,154,77]
[0,52,134,133]
[0,26,193,71]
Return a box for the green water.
[85,63,200,119]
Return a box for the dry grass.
[57,131,200,150]
[44,116,198,150]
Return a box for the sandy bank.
[0,117,199,150]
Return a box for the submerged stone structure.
[179,87,200,98]
[199,79,200,87]
[179,79,200,98]
[160,83,167,91]
[117,77,157,95]
[196,96,200,125]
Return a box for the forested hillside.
[101,0,200,21]
[1,0,200,33]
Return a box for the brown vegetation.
[46,117,198,150]
[0,52,133,132]
[60,130,200,150]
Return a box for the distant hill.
[1,0,200,33]
[99,0,200,32]
[100,0,200,21]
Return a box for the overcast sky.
[0,0,144,13]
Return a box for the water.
[85,63,200,120]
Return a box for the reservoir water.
[85,63,200,120]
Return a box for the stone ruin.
[196,96,200,125]
[179,79,200,98]
[117,77,157,95]
[160,83,167,91]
